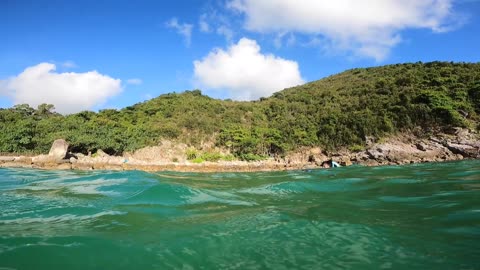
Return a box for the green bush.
[349,144,365,152]
[186,149,197,160]
[239,153,266,161]
[192,157,204,163]
[200,152,223,162]
[221,154,235,161]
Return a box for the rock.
[69,157,78,163]
[46,163,72,170]
[415,143,427,151]
[445,143,479,158]
[48,139,69,160]
[72,163,94,170]
[125,140,189,163]
[365,136,376,147]
[340,160,353,166]
[285,147,326,164]
[0,162,32,168]
[0,157,15,162]
[104,165,124,171]
[14,156,32,164]
[366,148,385,160]
[32,154,57,164]
[95,149,109,157]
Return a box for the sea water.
[0,161,479,269]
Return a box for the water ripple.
[0,160,479,269]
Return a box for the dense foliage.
[1,62,479,159]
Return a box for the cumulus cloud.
[126,78,142,85]
[228,0,462,60]
[0,63,122,114]
[166,18,194,46]
[193,38,304,100]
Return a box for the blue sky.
[1,0,480,114]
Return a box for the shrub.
[200,152,222,162]
[239,153,266,161]
[192,157,204,163]
[349,144,365,152]
[221,154,235,161]
[186,149,197,160]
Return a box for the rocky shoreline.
[1,129,479,173]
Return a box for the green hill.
[1,61,479,160]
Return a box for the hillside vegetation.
[1,62,479,160]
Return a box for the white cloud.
[62,60,77,68]
[193,38,304,100]
[0,63,122,114]
[126,78,142,85]
[197,10,237,43]
[166,18,193,46]
[274,32,297,49]
[216,25,234,42]
[199,14,211,32]
[228,0,462,60]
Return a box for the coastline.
[1,129,479,173]
[0,154,476,173]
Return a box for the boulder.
[48,139,69,160]
[445,142,479,158]
[415,143,427,151]
[366,148,385,160]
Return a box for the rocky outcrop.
[31,139,70,166]
[0,130,478,172]
[445,143,478,157]
[124,140,189,163]
[285,147,327,165]
[440,129,480,158]
[48,139,69,160]
[0,157,15,162]
[343,129,479,166]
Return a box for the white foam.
[19,178,128,195]
[0,210,125,225]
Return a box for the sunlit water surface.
[0,161,479,269]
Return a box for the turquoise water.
[0,161,479,269]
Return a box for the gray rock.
[445,143,479,158]
[366,148,385,160]
[415,143,427,151]
[0,157,15,162]
[48,139,69,160]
